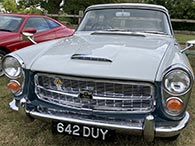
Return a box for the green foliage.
[2,0,17,13]
[63,0,114,14]
[18,0,40,8]
[17,0,43,14]
[1,0,195,30]
[146,0,195,19]
[1,0,43,14]
[40,0,62,14]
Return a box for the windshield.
[0,15,24,32]
[78,9,172,35]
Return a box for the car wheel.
[0,50,7,77]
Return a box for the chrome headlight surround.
[162,65,194,117]
[2,54,25,79]
[163,69,192,96]
[2,54,25,96]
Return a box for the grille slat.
[34,73,155,113]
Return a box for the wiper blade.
[0,29,12,32]
[91,30,145,37]
[104,28,132,32]
[143,31,168,35]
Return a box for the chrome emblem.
[54,78,63,90]
[79,91,93,100]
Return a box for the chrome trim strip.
[29,110,190,138]
[30,110,142,131]
[35,73,154,86]
[36,85,152,101]
[35,94,153,114]
[36,85,78,98]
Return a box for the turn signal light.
[166,97,183,111]
[7,80,21,92]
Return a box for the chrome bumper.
[10,98,190,142]
[29,111,189,141]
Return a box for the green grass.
[0,33,195,146]
[175,33,195,44]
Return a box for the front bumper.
[30,110,189,141]
[10,98,190,142]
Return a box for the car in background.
[2,4,195,142]
[0,13,74,76]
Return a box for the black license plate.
[52,121,115,141]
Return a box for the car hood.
[30,33,172,82]
[0,31,18,42]
[0,31,15,37]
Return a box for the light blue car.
[2,3,194,142]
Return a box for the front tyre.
[0,50,7,77]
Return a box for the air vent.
[71,54,112,62]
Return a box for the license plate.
[52,121,115,141]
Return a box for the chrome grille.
[34,73,155,113]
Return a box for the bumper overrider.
[10,98,190,142]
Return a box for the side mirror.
[186,40,195,48]
[22,28,37,44]
[181,40,195,53]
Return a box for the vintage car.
[2,3,195,142]
[0,13,74,76]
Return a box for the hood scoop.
[71,54,112,62]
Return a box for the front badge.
[54,78,63,91]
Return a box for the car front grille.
[34,73,155,113]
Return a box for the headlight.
[163,69,191,95]
[3,55,25,96]
[2,56,23,79]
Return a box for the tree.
[2,0,42,14]
[146,0,195,19]
[2,0,17,13]
[63,0,114,14]
[18,0,63,14]
[40,0,62,14]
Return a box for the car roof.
[0,13,48,18]
[86,3,168,13]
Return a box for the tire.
[0,50,7,77]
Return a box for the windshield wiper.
[143,31,168,35]
[0,29,12,32]
[104,28,132,32]
[91,30,145,37]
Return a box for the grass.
[175,33,195,44]
[0,33,195,146]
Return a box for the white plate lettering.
[55,122,112,141]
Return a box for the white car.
[2,3,194,142]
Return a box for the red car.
[0,13,74,76]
